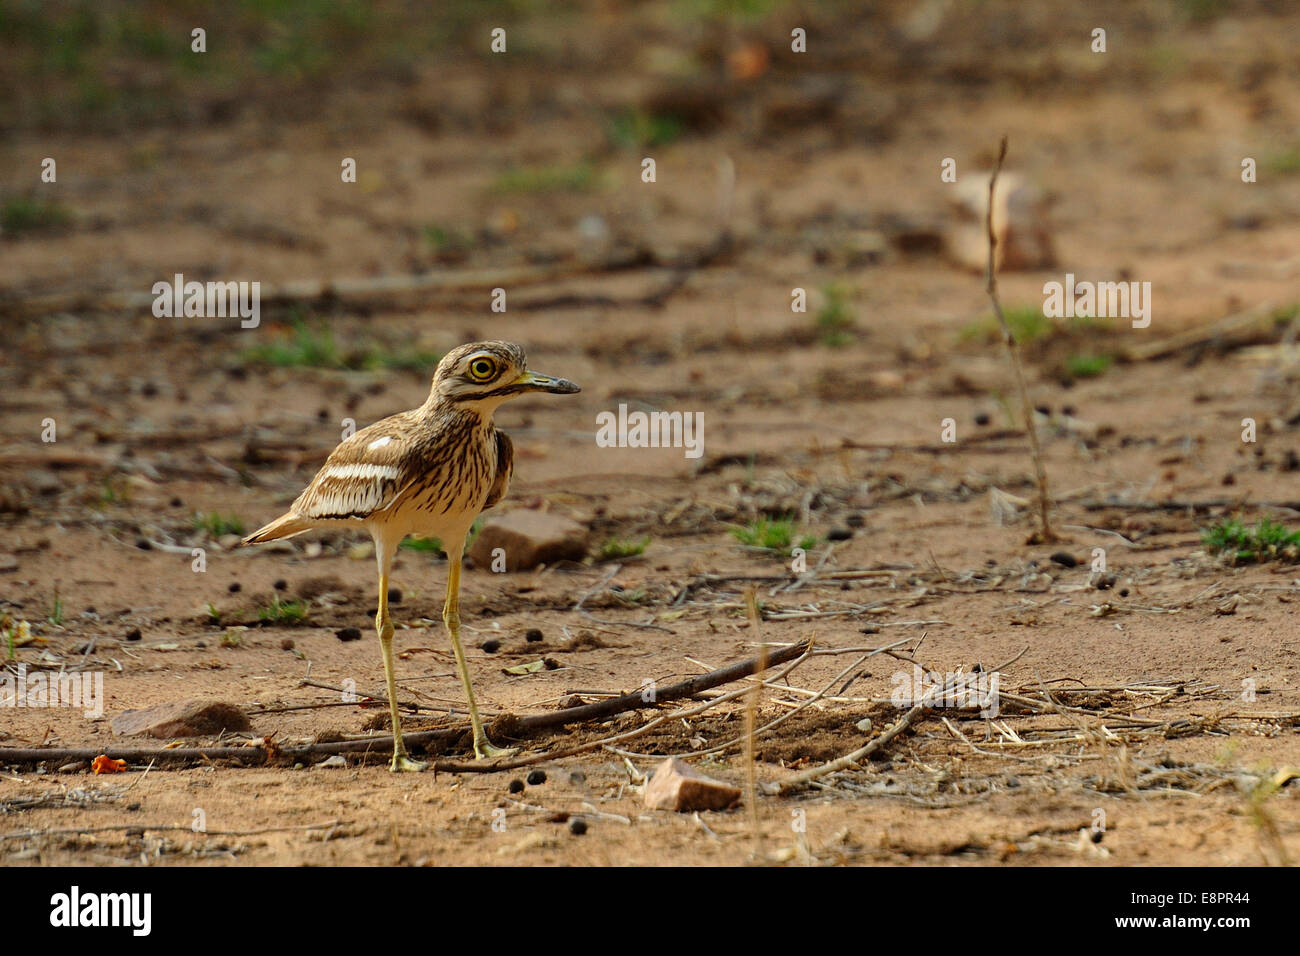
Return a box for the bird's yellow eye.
[468,357,497,381]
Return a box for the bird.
[242,341,580,771]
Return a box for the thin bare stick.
[2,819,340,841]
[985,136,1055,543]
[742,585,766,857]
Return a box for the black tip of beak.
[530,373,580,394]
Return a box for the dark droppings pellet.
[482,639,501,654]
[527,769,547,786]
[569,818,587,836]
[508,779,525,794]
[336,627,362,642]
[525,628,544,642]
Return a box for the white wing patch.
[321,463,400,482]
[367,436,393,450]
[298,462,404,519]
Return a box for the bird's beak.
[513,369,580,394]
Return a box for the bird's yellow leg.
[377,564,427,773]
[444,544,515,760]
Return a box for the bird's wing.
[291,414,425,521]
[483,429,513,510]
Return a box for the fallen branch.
[0,640,812,771]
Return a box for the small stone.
[468,511,589,571]
[336,627,362,642]
[525,628,544,643]
[1049,551,1078,568]
[526,769,547,786]
[508,779,525,794]
[111,699,251,738]
[569,818,588,836]
[318,755,347,769]
[855,717,873,733]
[643,756,741,812]
[481,639,501,654]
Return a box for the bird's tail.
[242,512,313,546]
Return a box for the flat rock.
[469,510,588,571]
[643,757,741,812]
[111,698,251,738]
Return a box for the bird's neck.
[425,395,498,431]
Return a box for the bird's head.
[430,341,580,412]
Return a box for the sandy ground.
[2,1,1299,865]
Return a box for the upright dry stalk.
[985,137,1055,543]
[742,585,766,857]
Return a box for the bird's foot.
[389,752,429,773]
[474,738,517,761]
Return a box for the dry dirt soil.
[2,1,1300,866]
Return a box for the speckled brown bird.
[243,342,580,770]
